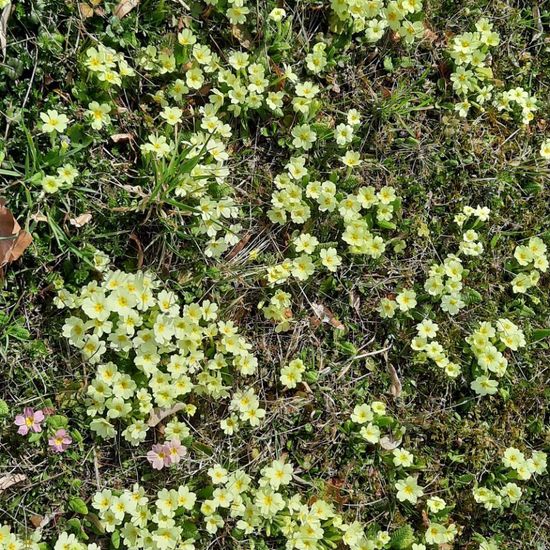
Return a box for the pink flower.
[147,443,172,470]
[48,429,72,452]
[166,439,186,464]
[14,408,45,436]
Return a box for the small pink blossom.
[147,443,172,470]
[14,408,45,436]
[48,429,72,452]
[166,438,186,464]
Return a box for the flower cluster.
[86,458,444,550]
[510,237,548,294]
[349,402,460,546]
[378,288,417,318]
[92,483,197,549]
[280,358,307,389]
[84,43,136,87]
[349,400,398,446]
[331,0,425,44]
[58,270,263,445]
[473,447,547,510]
[13,408,73,454]
[266,152,400,287]
[422,497,457,547]
[425,206,490,311]
[147,439,186,471]
[39,162,78,194]
[467,318,526,396]
[411,319,461,378]
[305,42,329,75]
[83,35,251,258]
[449,19,537,123]
[0,527,99,550]
[260,289,293,332]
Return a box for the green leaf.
[6,324,31,340]
[531,329,550,343]
[376,220,397,230]
[28,432,42,443]
[111,530,121,550]
[457,473,475,484]
[465,288,483,304]
[376,415,395,428]
[390,524,415,549]
[179,520,199,540]
[48,415,69,429]
[69,497,89,515]
[0,399,9,416]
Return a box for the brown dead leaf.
[147,403,186,427]
[379,434,402,450]
[311,303,345,330]
[225,233,251,261]
[31,212,48,223]
[231,25,252,49]
[114,0,139,18]
[0,473,27,493]
[349,290,360,315]
[421,509,430,528]
[129,233,144,269]
[387,364,402,398]
[29,515,44,529]
[111,132,133,143]
[69,213,93,228]
[120,184,148,198]
[30,512,57,530]
[78,3,94,18]
[325,476,348,506]
[0,199,33,271]
[0,2,11,59]
[423,25,439,45]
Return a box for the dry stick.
[93,447,101,489]
[337,342,393,380]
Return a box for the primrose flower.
[395,476,424,504]
[393,448,414,468]
[141,134,172,158]
[40,109,69,134]
[341,150,362,168]
[147,443,172,470]
[351,403,373,424]
[160,106,183,126]
[41,175,62,194]
[87,101,111,130]
[502,447,525,470]
[48,428,72,452]
[396,289,417,312]
[425,522,449,545]
[166,438,186,464]
[360,422,380,444]
[471,375,498,396]
[320,247,342,272]
[540,139,550,160]
[427,496,447,513]
[269,7,286,22]
[14,408,45,435]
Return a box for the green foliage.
[0,0,548,549]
